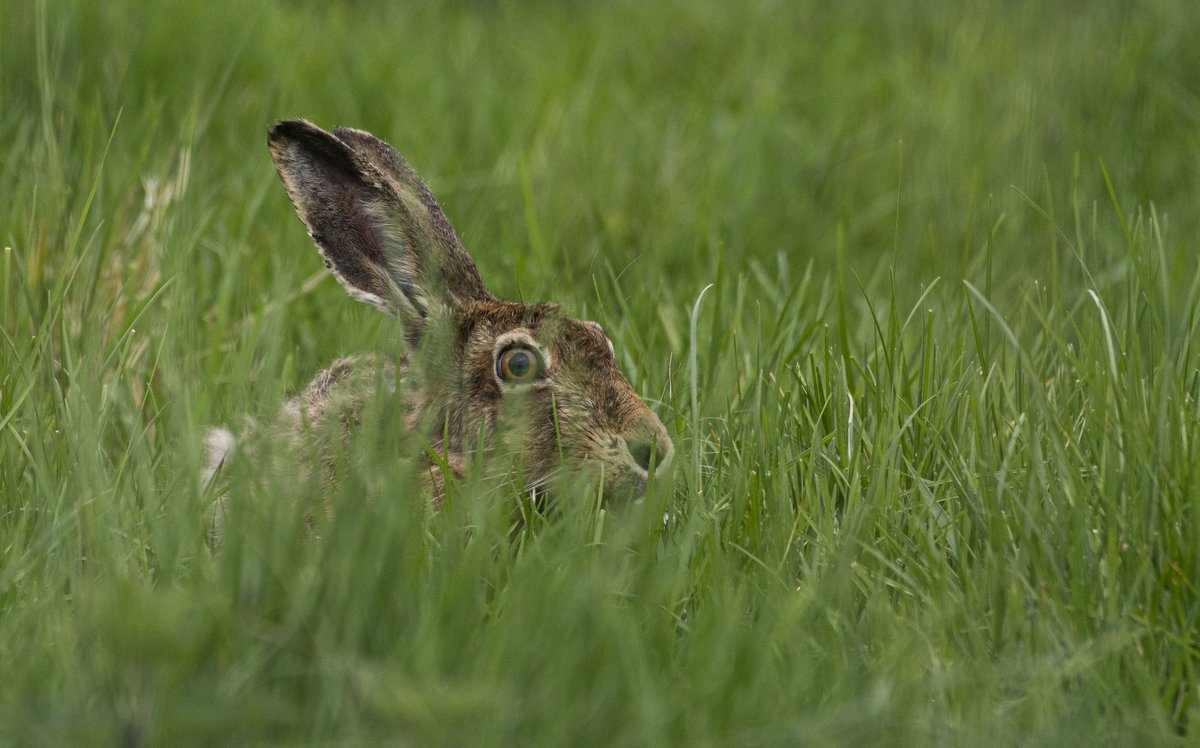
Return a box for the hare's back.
[286,353,401,427]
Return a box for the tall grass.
[2,0,1198,743]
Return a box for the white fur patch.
[201,427,236,486]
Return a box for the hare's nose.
[627,438,654,472]
[624,430,672,475]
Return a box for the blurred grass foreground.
[2,0,1200,744]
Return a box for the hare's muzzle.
[621,414,673,478]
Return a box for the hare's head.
[267,120,672,500]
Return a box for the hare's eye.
[497,346,541,384]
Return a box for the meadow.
[2,0,1199,743]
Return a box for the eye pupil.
[507,351,530,378]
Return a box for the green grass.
[3,0,1200,743]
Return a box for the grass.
[3,0,1200,743]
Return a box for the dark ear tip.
[267,120,359,171]
[267,119,337,150]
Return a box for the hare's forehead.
[460,300,555,340]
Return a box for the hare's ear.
[267,119,491,334]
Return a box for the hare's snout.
[583,406,673,499]
[621,418,673,478]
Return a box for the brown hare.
[205,120,672,539]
